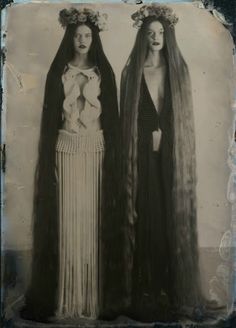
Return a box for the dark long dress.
[131,75,173,322]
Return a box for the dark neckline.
[142,73,159,114]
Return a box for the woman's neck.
[70,54,92,69]
[144,50,165,69]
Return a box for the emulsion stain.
[1,0,14,10]
[122,0,143,4]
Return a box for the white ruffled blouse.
[61,63,102,134]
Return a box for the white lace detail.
[61,64,101,133]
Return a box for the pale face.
[73,25,92,55]
[146,21,164,52]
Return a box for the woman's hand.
[152,129,162,152]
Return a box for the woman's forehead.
[147,21,164,31]
[75,25,92,34]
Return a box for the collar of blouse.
[66,63,100,80]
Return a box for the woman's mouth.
[152,42,160,46]
[79,45,86,49]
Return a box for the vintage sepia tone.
[2,1,235,326]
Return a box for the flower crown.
[59,7,108,31]
[131,4,178,29]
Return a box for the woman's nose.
[151,33,156,40]
[78,35,84,43]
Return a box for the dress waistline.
[56,129,105,153]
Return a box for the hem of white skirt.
[54,311,98,320]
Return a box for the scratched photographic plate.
[1,1,236,327]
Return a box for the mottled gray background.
[2,2,235,311]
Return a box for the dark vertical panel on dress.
[131,76,173,322]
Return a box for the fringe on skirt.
[55,129,104,319]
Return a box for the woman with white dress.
[22,7,120,322]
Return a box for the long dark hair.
[23,21,119,321]
[120,16,203,311]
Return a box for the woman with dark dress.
[21,7,120,322]
[120,4,203,322]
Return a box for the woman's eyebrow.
[74,32,92,36]
[147,28,164,32]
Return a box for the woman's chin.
[150,46,163,52]
[76,49,89,55]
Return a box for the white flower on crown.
[59,7,108,31]
[131,4,178,29]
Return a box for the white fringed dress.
[55,63,104,319]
